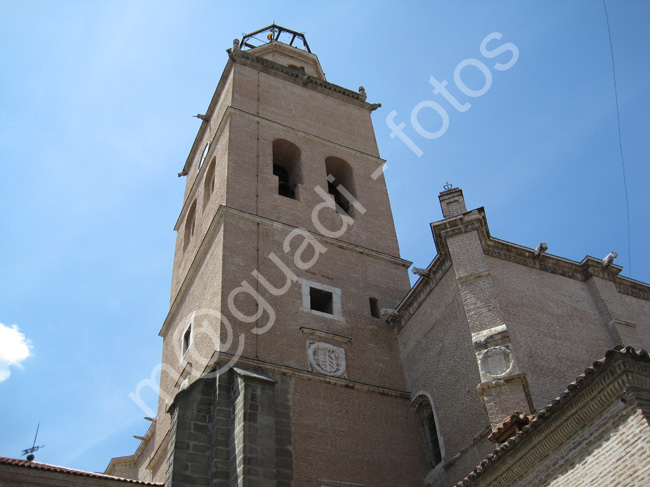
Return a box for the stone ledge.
[203,352,411,400]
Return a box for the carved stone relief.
[307,341,346,378]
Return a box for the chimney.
[439,186,467,219]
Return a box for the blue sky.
[1,0,648,474]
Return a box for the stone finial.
[359,85,367,101]
[439,186,467,219]
[233,38,240,52]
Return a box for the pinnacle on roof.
[240,24,311,53]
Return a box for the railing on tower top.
[239,24,311,53]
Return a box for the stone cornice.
[393,256,451,332]
[227,48,379,111]
[180,41,380,178]
[434,208,648,298]
[174,106,387,231]
[160,205,411,337]
[201,352,412,400]
[394,207,650,334]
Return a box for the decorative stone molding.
[227,47,375,109]
[427,206,650,307]
[472,325,509,349]
[457,269,490,284]
[203,351,411,399]
[477,346,515,380]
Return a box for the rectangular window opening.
[369,297,380,318]
[182,325,192,357]
[310,287,333,314]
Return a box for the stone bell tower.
[112,25,430,486]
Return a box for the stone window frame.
[412,392,445,468]
[298,278,344,322]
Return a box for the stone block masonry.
[164,366,293,487]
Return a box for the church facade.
[93,25,650,487]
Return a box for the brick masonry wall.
[163,364,427,487]
[479,377,532,429]
[538,405,650,487]
[398,269,494,486]
[487,255,641,410]
[290,375,428,487]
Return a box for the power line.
[602,0,632,276]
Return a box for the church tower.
[118,26,429,486]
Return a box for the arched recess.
[412,393,444,468]
[203,157,216,209]
[183,200,197,251]
[325,156,356,216]
[272,139,301,199]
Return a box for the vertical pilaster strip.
[585,276,624,346]
[164,379,214,487]
[210,371,233,487]
[437,189,533,428]
[230,367,278,487]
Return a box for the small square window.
[310,287,333,314]
[299,279,343,322]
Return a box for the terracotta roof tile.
[488,411,533,443]
[0,457,162,485]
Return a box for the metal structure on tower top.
[240,24,311,53]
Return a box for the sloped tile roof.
[0,456,162,485]
[454,346,650,486]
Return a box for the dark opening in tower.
[272,139,301,199]
[325,156,356,216]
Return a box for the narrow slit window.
[203,157,216,209]
[183,200,197,251]
[181,324,192,357]
[369,297,380,318]
[426,411,442,466]
[310,287,333,314]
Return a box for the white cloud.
[0,322,32,382]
